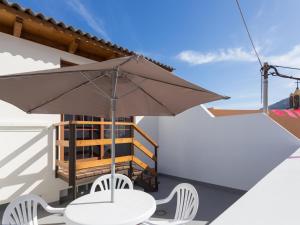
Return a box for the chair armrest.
[142,219,190,225]
[155,188,176,205]
[45,206,65,214]
[155,198,170,205]
[168,220,190,225]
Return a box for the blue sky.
[12,0,300,109]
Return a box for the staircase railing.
[54,120,158,196]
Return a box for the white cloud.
[66,0,110,40]
[268,45,300,67]
[285,80,298,89]
[177,48,257,65]
[254,2,266,19]
[177,44,300,68]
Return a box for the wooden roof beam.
[13,16,23,37]
[68,38,80,54]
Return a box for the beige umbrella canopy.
[0,55,228,202]
[0,55,227,117]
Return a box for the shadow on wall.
[134,116,158,169]
[0,126,67,204]
[0,32,94,77]
[0,33,57,72]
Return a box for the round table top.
[64,189,156,225]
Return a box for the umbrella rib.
[124,71,226,97]
[112,68,119,98]
[27,74,106,113]
[125,76,176,116]
[80,72,111,100]
[0,56,134,80]
[0,68,111,79]
[117,55,136,67]
[118,78,148,98]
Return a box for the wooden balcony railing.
[54,120,158,198]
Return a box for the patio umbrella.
[0,55,228,202]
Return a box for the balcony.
[54,120,159,197]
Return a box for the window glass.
[62,114,132,160]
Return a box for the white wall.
[135,116,158,168]
[211,147,300,225]
[158,105,300,190]
[0,32,95,204]
[0,125,66,204]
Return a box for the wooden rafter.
[13,16,23,37]
[68,38,80,54]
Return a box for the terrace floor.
[0,174,245,225]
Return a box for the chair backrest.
[172,183,199,222]
[90,174,133,193]
[2,194,52,225]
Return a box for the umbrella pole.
[111,69,118,203]
[111,98,116,203]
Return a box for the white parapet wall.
[158,105,300,191]
[0,32,94,204]
[210,147,300,225]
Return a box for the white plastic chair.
[2,194,65,225]
[144,183,199,225]
[90,174,133,193]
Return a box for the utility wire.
[274,65,300,71]
[235,0,264,103]
[235,0,300,102]
[270,72,300,81]
[268,65,300,81]
[235,0,263,67]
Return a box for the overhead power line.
[268,65,300,81]
[273,65,300,71]
[235,0,263,67]
[270,72,300,81]
[234,1,300,107]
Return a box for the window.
[62,115,133,160]
[60,60,133,161]
[63,114,101,160]
[103,117,133,158]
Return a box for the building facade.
[1,0,300,206]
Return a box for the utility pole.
[262,62,269,114]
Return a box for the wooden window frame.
[59,59,134,161]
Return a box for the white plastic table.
[64,189,156,225]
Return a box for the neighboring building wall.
[0,32,95,204]
[158,105,300,191]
